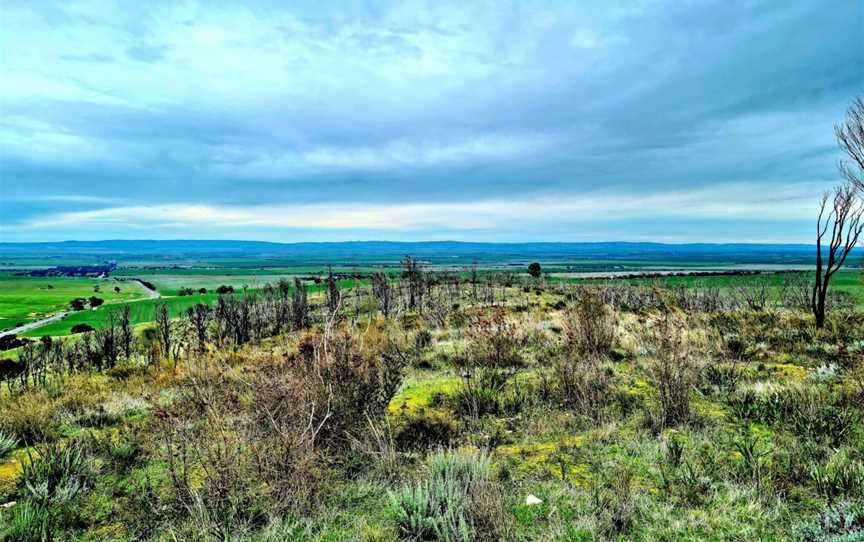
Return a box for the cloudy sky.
[0,1,861,243]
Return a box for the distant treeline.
[21,262,117,277]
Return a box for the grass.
[0,273,145,332]
[21,294,221,337]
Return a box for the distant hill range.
[0,240,855,266]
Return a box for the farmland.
[0,273,146,333]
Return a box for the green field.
[17,277,365,337]
[0,273,145,332]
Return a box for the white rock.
[525,494,542,506]
[1,501,16,509]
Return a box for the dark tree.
[372,272,393,318]
[186,303,211,353]
[813,184,863,328]
[69,298,87,311]
[469,261,478,301]
[812,97,864,328]
[198,287,207,294]
[155,303,171,367]
[291,278,309,329]
[326,267,341,316]
[88,296,104,308]
[118,304,134,359]
[113,286,121,293]
[527,262,542,278]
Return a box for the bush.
[728,387,858,445]
[795,500,864,541]
[562,288,616,358]
[389,450,508,541]
[19,439,99,506]
[810,453,864,501]
[591,467,645,537]
[454,312,524,419]
[644,312,701,430]
[2,502,52,542]
[0,392,61,444]
[0,430,18,458]
[70,323,94,334]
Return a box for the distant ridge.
[0,239,842,266]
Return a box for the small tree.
[118,304,133,358]
[371,272,393,318]
[527,262,542,279]
[811,97,864,328]
[88,296,104,308]
[813,184,863,328]
[155,303,171,369]
[326,267,340,317]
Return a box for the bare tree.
[155,302,172,368]
[371,272,393,318]
[836,96,864,191]
[813,184,863,327]
[186,303,211,354]
[325,267,341,317]
[811,98,864,328]
[118,304,134,359]
[401,256,423,310]
[291,278,309,330]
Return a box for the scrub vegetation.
[0,262,862,541]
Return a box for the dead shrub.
[554,290,617,422]
[454,311,525,418]
[644,311,702,430]
[563,288,617,358]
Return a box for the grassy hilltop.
[0,264,863,540]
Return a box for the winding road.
[126,278,161,299]
[0,311,69,339]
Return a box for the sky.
[0,0,862,243]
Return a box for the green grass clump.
[0,431,18,459]
[389,450,503,542]
[795,500,864,541]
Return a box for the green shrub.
[810,454,864,501]
[0,392,60,444]
[2,502,53,542]
[590,468,644,537]
[795,500,864,541]
[729,387,858,445]
[562,289,616,358]
[0,430,18,458]
[20,439,99,506]
[389,450,506,541]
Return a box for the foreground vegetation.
[0,268,863,541]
